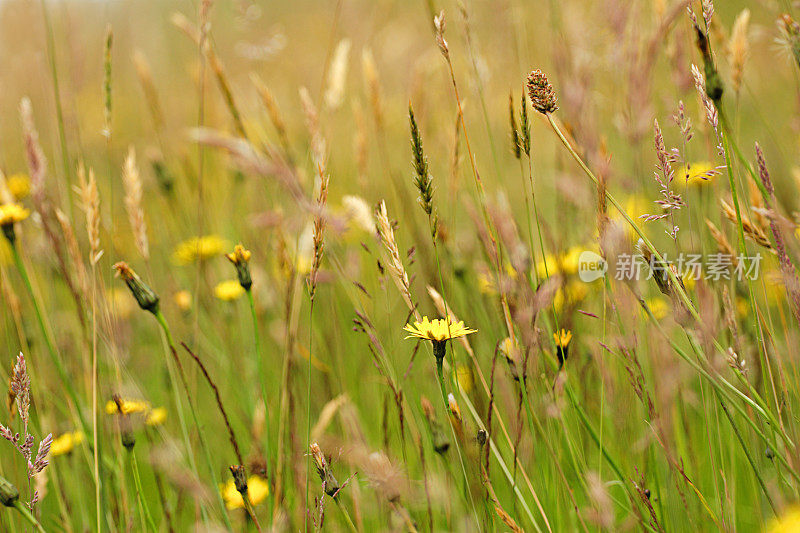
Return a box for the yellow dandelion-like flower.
[554,329,572,348]
[215,280,245,302]
[403,316,477,343]
[220,476,270,510]
[173,290,192,312]
[6,174,31,200]
[145,407,167,426]
[675,161,719,187]
[51,431,84,457]
[105,399,149,415]
[172,235,229,265]
[553,329,572,369]
[768,504,800,533]
[0,203,30,228]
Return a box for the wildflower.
[447,393,463,438]
[768,504,800,533]
[220,475,269,510]
[172,235,229,265]
[526,69,558,114]
[173,290,192,312]
[215,280,245,302]
[0,203,30,243]
[50,431,84,457]
[145,407,167,426]
[310,442,340,497]
[403,316,477,362]
[226,244,252,290]
[105,399,149,415]
[6,174,30,200]
[553,329,572,369]
[113,262,160,313]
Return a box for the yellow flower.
[675,161,719,187]
[173,290,192,312]
[215,280,245,302]
[536,245,587,279]
[0,203,30,228]
[51,431,84,456]
[553,329,573,348]
[403,316,477,342]
[644,297,669,320]
[768,504,800,533]
[553,329,572,368]
[608,195,649,239]
[105,399,149,415]
[172,235,229,265]
[146,407,167,426]
[477,264,518,295]
[6,174,31,200]
[220,476,270,510]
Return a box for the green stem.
[154,309,232,529]
[130,450,157,531]
[12,501,46,533]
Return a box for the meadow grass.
[2,0,800,531]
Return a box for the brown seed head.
[526,69,558,114]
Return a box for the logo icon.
[578,251,607,282]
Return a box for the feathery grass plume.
[0,353,52,513]
[299,86,326,173]
[308,169,329,301]
[691,5,723,105]
[102,24,113,139]
[324,39,351,111]
[375,201,415,313]
[361,48,383,129]
[54,209,89,297]
[408,104,437,234]
[527,70,558,114]
[251,74,291,155]
[691,64,719,131]
[113,262,160,313]
[122,147,149,260]
[132,50,165,132]
[727,9,750,94]
[519,89,531,157]
[720,198,771,250]
[508,92,521,159]
[705,219,735,260]
[643,119,683,240]
[77,163,102,265]
[433,11,449,60]
[755,143,800,327]
[779,15,800,72]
